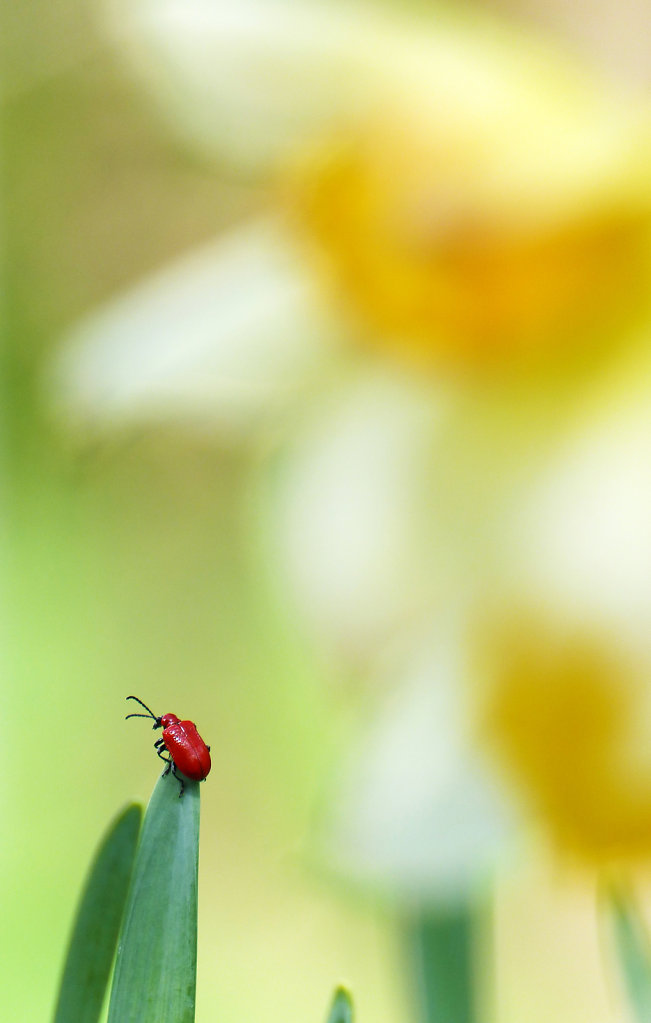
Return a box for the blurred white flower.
[470,379,651,864]
[51,0,651,891]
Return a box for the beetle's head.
[160,712,180,729]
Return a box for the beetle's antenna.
[125,695,158,720]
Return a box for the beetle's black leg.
[154,737,165,748]
[156,746,172,776]
[171,762,185,798]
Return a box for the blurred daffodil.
[290,97,651,375]
[476,381,651,866]
[53,0,651,894]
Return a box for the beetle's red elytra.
[126,696,211,796]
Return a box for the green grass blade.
[107,772,200,1023]
[406,903,479,1023]
[326,986,354,1023]
[606,882,651,1021]
[53,803,142,1023]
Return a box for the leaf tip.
[327,985,354,1023]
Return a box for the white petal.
[102,0,643,195]
[103,0,383,173]
[510,379,651,646]
[323,629,514,898]
[49,216,339,439]
[269,371,447,658]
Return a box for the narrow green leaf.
[326,986,354,1023]
[606,882,651,1021]
[406,903,479,1023]
[107,772,200,1023]
[53,803,142,1023]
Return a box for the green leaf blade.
[107,773,200,1023]
[53,802,142,1023]
[606,882,651,1022]
[326,986,354,1023]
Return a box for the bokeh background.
[3,1,651,1022]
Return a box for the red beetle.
[126,695,211,796]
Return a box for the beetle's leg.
[154,737,165,748]
[156,746,172,776]
[171,762,185,798]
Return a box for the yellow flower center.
[289,110,651,375]
[481,620,651,862]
